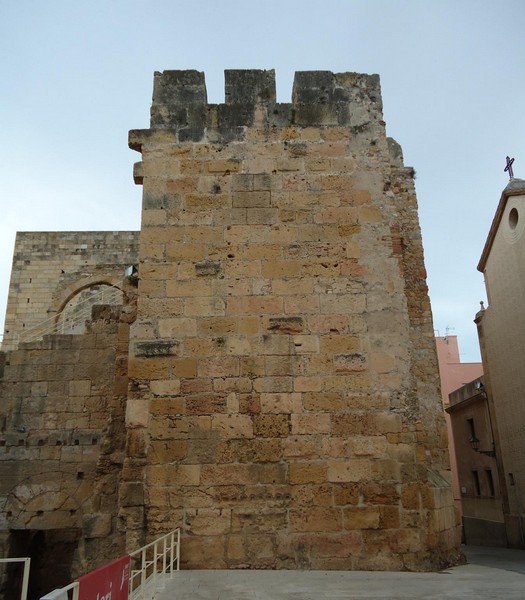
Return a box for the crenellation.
[123,68,460,571]
[133,69,389,147]
[224,69,276,106]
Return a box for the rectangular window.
[485,470,495,497]
[467,417,476,439]
[472,470,481,496]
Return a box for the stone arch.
[6,474,86,530]
[53,274,125,314]
[53,277,125,336]
[5,475,86,597]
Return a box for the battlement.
[140,69,384,143]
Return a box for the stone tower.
[124,69,460,570]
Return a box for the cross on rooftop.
[504,156,515,180]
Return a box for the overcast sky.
[1,0,524,362]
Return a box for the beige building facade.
[475,177,525,548]
[1,69,462,594]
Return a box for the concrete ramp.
[156,547,525,600]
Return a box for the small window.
[467,417,477,440]
[472,471,481,496]
[509,473,515,486]
[509,207,519,230]
[485,470,495,497]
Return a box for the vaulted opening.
[4,529,80,600]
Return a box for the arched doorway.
[5,529,81,600]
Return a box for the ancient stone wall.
[2,231,138,351]
[124,70,460,570]
[0,294,135,595]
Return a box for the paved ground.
[156,546,525,599]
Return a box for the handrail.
[4,286,123,351]
[40,581,79,599]
[128,530,180,600]
[19,529,180,600]
[0,558,31,600]
[21,286,123,343]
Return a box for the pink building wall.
[435,336,483,516]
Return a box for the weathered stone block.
[231,509,286,533]
[289,462,327,484]
[186,394,226,415]
[120,482,144,506]
[201,464,257,486]
[148,440,187,464]
[303,392,345,412]
[328,459,371,482]
[260,392,302,414]
[253,414,290,438]
[146,464,201,486]
[69,380,91,396]
[211,414,254,438]
[186,508,231,536]
[226,534,246,561]
[291,414,330,435]
[150,397,184,415]
[343,506,381,530]
[289,507,342,533]
[150,378,181,396]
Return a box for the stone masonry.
[0,295,136,596]
[122,70,461,570]
[2,231,139,351]
[0,233,138,595]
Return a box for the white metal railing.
[40,581,79,599]
[129,530,180,600]
[27,529,180,600]
[0,558,31,600]
[12,286,123,349]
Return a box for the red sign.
[77,555,130,600]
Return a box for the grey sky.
[1,0,524,361]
